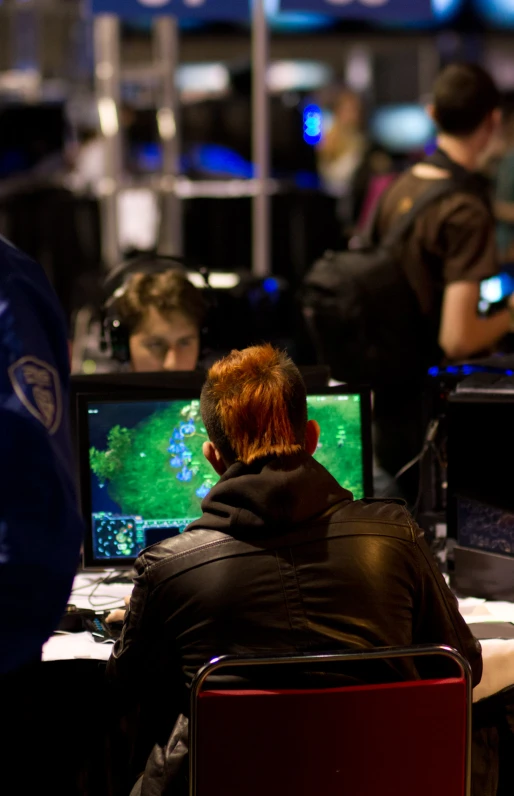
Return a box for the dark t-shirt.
[377,168,498,344]
[374,166,498,496]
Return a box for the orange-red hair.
[201,344,307,465]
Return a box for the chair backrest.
[190,646,472,796]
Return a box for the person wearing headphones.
[109,269,207,372]
[73,259,209,374]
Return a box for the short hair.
[432,63,500,137]
[114,270,207,334]
[201,344,307,465]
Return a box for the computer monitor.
[448,384,514,545]
[77,385,372,569]
[117,188,160,253]
[448,379,514,599]
[70,371,206,456]
[370,105,436,154]
[69,369,331,451]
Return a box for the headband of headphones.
[100,252,216,364]
[102,252,212,309]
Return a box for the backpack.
[301,178,469,389]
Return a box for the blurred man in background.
[375,63,514,500]
[493,100,514,262]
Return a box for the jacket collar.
[187,451,352,537]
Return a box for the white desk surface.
[43,575,514,702]
[43,573,130,663]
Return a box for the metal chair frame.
[189,644,473,796]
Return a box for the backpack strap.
[381,178,459,250]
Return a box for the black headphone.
[100,253,215,365]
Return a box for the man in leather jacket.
[107,344,482,796]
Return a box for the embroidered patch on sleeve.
[8,355,62,434]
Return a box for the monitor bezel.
[77,384,373,571]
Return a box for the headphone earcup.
[103,314,131,364]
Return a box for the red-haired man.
[107,344,481,796]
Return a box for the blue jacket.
[0,237,83,674]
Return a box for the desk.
[459,597,514,703]
[43,573,128,663]
[45,575,514,705]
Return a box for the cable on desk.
[87,573,131,609]
[70,577,109,596]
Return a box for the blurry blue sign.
[91,0,249,19]
[279,0,433,21]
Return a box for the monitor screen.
[117,188,160,252]
[370,105,436,154]
[79,387,372,568]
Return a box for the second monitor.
[78,386,372,569]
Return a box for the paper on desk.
[458,598,493,623]
[474,639,514,702]
[482,602,514,623]
[458,597,486,614]
[459,598,514,624]
[43,631,114,662]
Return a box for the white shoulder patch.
[8,355,62,434]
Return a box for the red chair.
[189,645,472,796]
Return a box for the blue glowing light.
[267,11,334,31]
[263,277,279,294]
[295,170,320,189]
[428,367,439,377]
[135,142,162,172]
[432,0,463,21]
[189,144,253,179]
[473,0,514,27]
[263,0,334,31]
[303,104,322,146]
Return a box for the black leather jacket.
[107,452,482,795]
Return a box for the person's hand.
[106,595,130,624]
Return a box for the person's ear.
[202,441,228,476]
[305,419,321,456]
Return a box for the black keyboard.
[82,614,124,643]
